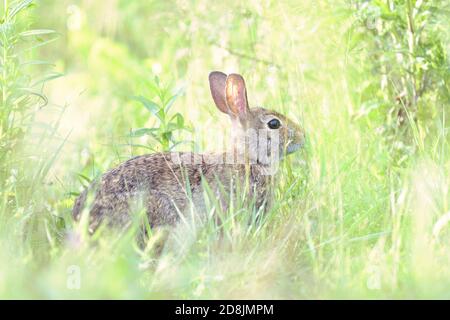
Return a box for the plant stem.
[406,0,418,108]
[1,0,8,137]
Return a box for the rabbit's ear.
[226,73,249,119]
[209,71,229,114]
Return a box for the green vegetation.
[0,0,448,299]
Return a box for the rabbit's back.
[72,152,269,231]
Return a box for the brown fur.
[72,72,304,232]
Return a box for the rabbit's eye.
[267,118,281,129]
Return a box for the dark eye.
[267,118,281,129]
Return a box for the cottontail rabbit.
[72,72,305,232]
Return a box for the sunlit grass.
[0,0,448,299]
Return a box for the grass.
[0,0,449,299]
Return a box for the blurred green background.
[0,0,449,299]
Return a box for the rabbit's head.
[209,71,305,165]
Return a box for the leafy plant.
[350,0,449,133]
[0,0,60,188]
[0,0,63,253]
[130,77,192,152]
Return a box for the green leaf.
[32,72,64,86]
[169,140,192,151]
[164,89,184,113]
[8,0,33,20]
[129,128,158,137]
[21,36,59,52]
[17,88,48,108]
[132,95,162,119]
[20,29,56,37]
[76,173,92,185]
[20,60,55,67]
[170,112,185,128]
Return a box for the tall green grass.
[0,0,448,299]
[0,0,64,276]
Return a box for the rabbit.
[72,71,305,233]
